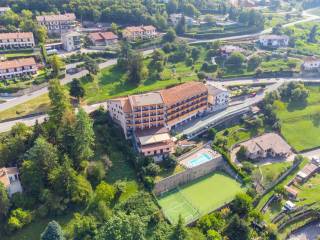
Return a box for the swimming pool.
[187,153,213,168]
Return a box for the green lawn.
[215,124,266,149]
[254,162,292,188]
[157,172,244,224]
[3,212,74,240]
[274,86,320,151]
[294,173,320,207]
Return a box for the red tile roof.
[0,58,36,70]
[160,82,208,106]
[89,31,118,41]
[142,25,156,31]
[0,32,34,40]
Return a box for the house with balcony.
[258,35,289,48]
[88,31,118,46]
[0,57,38,79]
[302,56,320,72]
[36,13,77,35]
[160,82,208,129]
[0,167,22,197]
[123,25,157,41]
[61,31,82,51]
[0,32,35,49]
[219,45,245,57]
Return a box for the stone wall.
[154,155,224,195]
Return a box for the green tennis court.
[157,172,244,224]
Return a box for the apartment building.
[123,25,157,41]
[36,13,76,35]
[0,57,38,79]
[0,32,35,49]
[258,35,289,48]
[0,167,22,197]
[207,85,229,112]
[160,82,208,129]
[88,31,118,46]
[61,31,82,51]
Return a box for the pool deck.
[180,147,221,169]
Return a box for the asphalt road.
[0,49,154,112]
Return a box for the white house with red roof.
[0,32,35,49]
[36,13,77,35]
[123,25,157,41]
[0,57,38,79]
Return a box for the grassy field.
[0,94,50,122]
[215,124,266,149]
[254,161,292,188]
[157,172,244,224]
[294,173,320,207]
[274,86,320,151]
[3,212,74,240]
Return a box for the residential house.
[0,6,10,15]
[206,85,229,112]
[89,31,118,46]
[122,25,157,41]
[0,57,38,79]
[36,13,77,35]
[0,32,35,49]
[61,31,82,51]
[169,13,199,26]
[285,185,298,199]
[240,133,292,161]
[135,127,174,160]
[302,56,320,71]
[219,45,245,57]
[258,35,289,48]
[0,167,22,197]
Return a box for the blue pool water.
[187,153,212,167]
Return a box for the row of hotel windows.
[169,94,207,108]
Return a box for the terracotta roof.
[160,82,208,106]
[298,163,319,179]
[89,32,118,41]
[124,26,144,33]
[120,97,132,113]
[0,32,34,40]
[0,167,18,188]
[0,58,36,70]
[285,185,298,197]
[36,13,76,22]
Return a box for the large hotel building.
[108,82,228,158]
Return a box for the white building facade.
[0,58,38,79]
[0,32,35,49]
[259,35,289,48]
[0,167,23,197]
[61,32,81,51]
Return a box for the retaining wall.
[153,155,224,195]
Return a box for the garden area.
[274,85,320,151]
